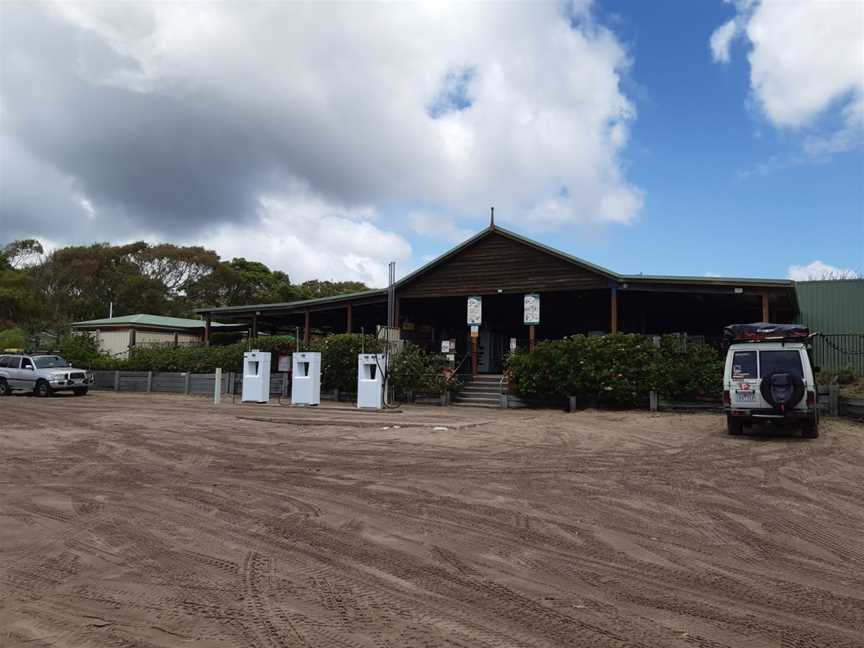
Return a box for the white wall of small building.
[76,328,204,359]
[91,329,133,358]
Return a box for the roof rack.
[723,323,811,345]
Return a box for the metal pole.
[214,368,222,404]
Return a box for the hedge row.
[63,333,447,395]
[506,333,723,406]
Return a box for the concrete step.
[451,400,501,408]
[453,394,501,404]
[461,385,501,394]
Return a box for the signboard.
[467,295,482,325]
[441,340,451,353]
[510,337,517,352]
[277,354,291,372]
[523,293,540,325]
[470,325,479,337]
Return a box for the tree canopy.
[0,239,369,333]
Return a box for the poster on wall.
[441,340,451,353]
[277,354,291,372]
[467,295,482,325]
[524,293,540,325]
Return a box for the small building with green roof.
[71,314,237,358]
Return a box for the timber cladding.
[397,231,609,298]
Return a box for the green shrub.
[122,335,299,373]
[508,333,724,407]
[56,333,104,368]
[313,334,382,392]
[0,327,27,350]
[388,342,453,397]
[651,337,724,400]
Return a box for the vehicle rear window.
[731,351,757,379]
[0,356,20,368]
[760,350,803,379]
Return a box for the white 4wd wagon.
[0,353,93,397]
[723,324,818,438]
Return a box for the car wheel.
[727,415,744,436]
[0,378,11,396]
[34,380,52,397]
[73,387,88,397]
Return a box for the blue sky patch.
[428,66,476,119]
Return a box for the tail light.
[723,389,731,406]
[806,390,816,407]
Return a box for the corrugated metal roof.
[195,289,387,315]
[71,314,233,329]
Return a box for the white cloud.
[194,183,411,288]
[1,0,642,262]
[710,0,864,136]
[408,211,476,244]
[788,260,860,281]
[710,19,738,63]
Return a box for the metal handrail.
[451,352,471,378]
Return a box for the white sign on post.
[467,295,482,325]
[440,340,451,353]
[524,293,540,325]
[510,337,517,352]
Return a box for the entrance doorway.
[476,330,507,374]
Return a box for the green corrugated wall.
[795,280,864,373]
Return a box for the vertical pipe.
[761,293,770,323]
[529,324,536,351]
[204,315,211,347]
[610,286,619,333]
[251,313,258,339]
[304,311,310,346]
[346,303,353,334]
[214,368,222,404]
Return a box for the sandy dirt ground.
[2,392,864,648]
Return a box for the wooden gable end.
[398,231,609,298]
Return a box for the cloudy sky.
[1,0,862,286]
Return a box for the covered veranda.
[195,225,797,374]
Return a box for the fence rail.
[88,370,862,419]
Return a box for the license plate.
[735,392,756,402]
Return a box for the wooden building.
[196,225,797,373]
